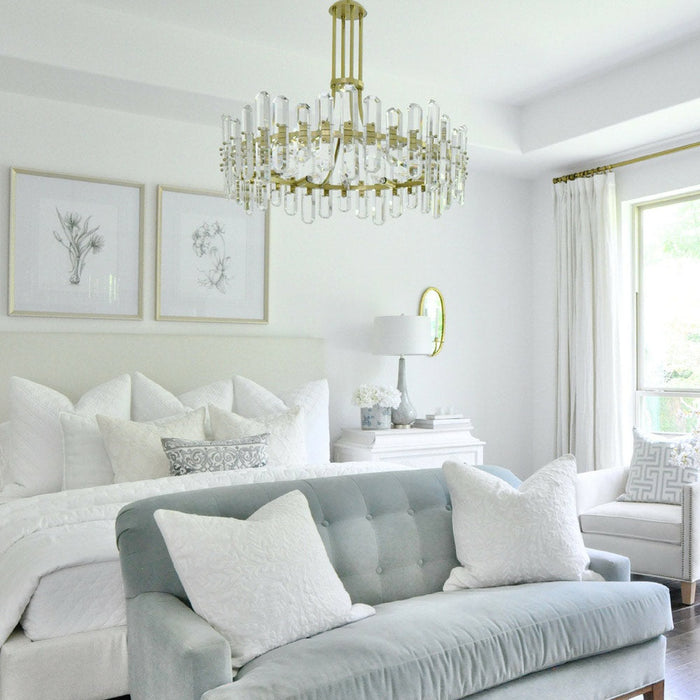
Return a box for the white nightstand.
[333,425,485,468]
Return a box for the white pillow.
[442,456,590,590]
[154,490,374,670]
[8,375,131,496]
[97,408,207,483]
[0,421,10,491]
[234,376,330,463]
[61,413,115,489]
[209,404,307,467]
[131,372,234,422]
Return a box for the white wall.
[530,147,700,475]
[0,89,536,472]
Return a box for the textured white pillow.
[61,412,115,489]
[209,404,307,467]
[234,376,330,463]
[8,375,131,496]
[131,372,234,422]
[154,491,374,670]
[97,408,207,483]
[443,456,590,590]
[0,421,10,491]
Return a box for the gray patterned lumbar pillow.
[161,435,268,475]
[618,428,699,505]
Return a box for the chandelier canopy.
[219,1,468,224]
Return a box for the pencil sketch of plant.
[52,208,104,285]
[191,220,232,294]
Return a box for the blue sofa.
[116,467,673,700]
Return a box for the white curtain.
[554,172,626,471]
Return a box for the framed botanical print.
[156,186,269,323]
[9,168,144,319]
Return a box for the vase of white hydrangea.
[352,384,402,430]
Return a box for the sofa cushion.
[579,501,681,544]
[201,580,672,700]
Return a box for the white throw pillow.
[61,412,115,489]
[209,404,307,467]
[0,421,10,491]
[617,427,698,505]
[154,491,374,670]
[234,376,330,463]
[443,456,590,590]
[131,372,234,422]
[97,409,207,483]
[8,375,131,496]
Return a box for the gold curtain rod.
[552,139,700,184]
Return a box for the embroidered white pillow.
[8,375,131,496]
[234,376,330,463]
[618,428,698,505]
[443,455,590,590]
[154,491,374,670]
[208,404,307,467]
[97,408,207,483]
[131,372,234,422]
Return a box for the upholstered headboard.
[0,332,325,421]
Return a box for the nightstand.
[333,425,485,468]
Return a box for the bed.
[0,332,409,700]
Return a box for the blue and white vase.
[361,405,392,430]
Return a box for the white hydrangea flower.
[352,384,401,409]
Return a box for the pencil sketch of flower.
[191,220,232,294]
[52,208,104,285]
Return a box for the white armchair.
[576,466,700,604]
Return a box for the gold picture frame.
[9,167,144,319]
[156,186,269,323]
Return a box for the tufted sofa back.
[116,468,460,606]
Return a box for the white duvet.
[0,461,413,647]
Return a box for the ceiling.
[3,0,700,177]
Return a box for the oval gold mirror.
[419,287,445,356]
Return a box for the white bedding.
[0,461,414,647]
[21,561,125,641]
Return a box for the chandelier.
[219,1,468,224]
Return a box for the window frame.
[635,189,700,434]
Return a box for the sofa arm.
[576,467,629,514]
[127,592,232,700]
[682,481,700,582]
[586,547,631,582]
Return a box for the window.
[636,191,700,433]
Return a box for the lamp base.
[391,356,417,428]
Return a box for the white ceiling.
[3,0,700,177]
[76,0,700,105]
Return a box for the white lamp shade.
[373,315,433,356]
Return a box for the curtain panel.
[554,172,625,471]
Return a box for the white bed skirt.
[0,625,127,700]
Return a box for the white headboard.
[0,332,325,421]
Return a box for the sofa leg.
[681,581,696,605]
[613,680,664,700]
[643,679,664,700]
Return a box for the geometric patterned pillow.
[617,428,699,505]
[161,435,268,476]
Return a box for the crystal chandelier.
[219,1,468,224]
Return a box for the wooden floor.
[652,578,700,700]
[112,579,699,700]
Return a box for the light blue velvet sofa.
[116,467,673,700]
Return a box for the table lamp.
[373,315,433,428]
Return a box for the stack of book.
[413,415,473,430]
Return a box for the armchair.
[576,466,699,604]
